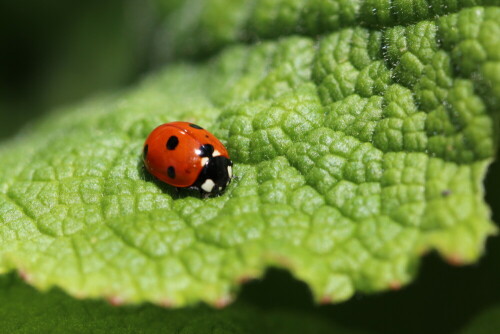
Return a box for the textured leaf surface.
[0,3,499,306]
[160,0,500,58]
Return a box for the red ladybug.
[143,122,233,195]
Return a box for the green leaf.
[458,304,500,334]
[1,273,369,334]
[0,4,499,307]
[160,0,500,58]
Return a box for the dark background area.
[0,1,499,333]
[0,0,159,139]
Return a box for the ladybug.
[142,122,233,196]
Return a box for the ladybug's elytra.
[143,122,233,195]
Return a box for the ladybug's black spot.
[189,123,203,129]
[143,145,148,159]
[197,144,214,157]
[166,136,179,150]
[167,166,176,179]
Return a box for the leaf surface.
[0,3,499,306]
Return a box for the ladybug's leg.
[200,190,210,199]
[141,164,149,180]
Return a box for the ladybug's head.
[193,156,233,195]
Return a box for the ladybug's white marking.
[227,165,232,178]
[213,150,221,157]
[201,157,209,166]
[201,179,216,193]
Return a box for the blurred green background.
[1,1,499,333]
[0,0,165,139]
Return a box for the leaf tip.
[213,295,233,309]
[107,296,125,306]
[445,254,465,266]
[319,296,333,305]
[236,275,256,284]
[389,281,402,291]
[159,299,176,308]
[18,269,33,284]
